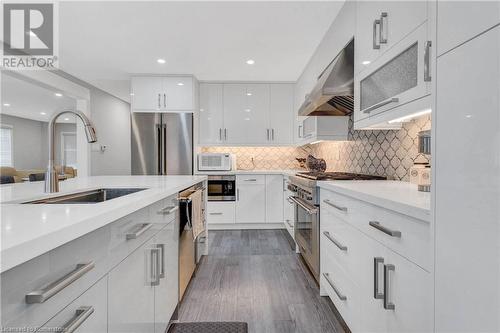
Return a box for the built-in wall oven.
[207,175,236,201]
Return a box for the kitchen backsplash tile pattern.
[201,115,431,181]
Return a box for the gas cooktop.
[295,171,387,181]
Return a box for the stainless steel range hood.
[298,39,354,117]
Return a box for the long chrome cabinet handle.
[163,93,166,108]
[373,19,381,49]
[298,125,303,138]
[379,12,388,44]
[271,129,274,141]
[224,128,227,140]
[151,248,160,286]
[209,212,223,215]
[60,306,95,333]
[244,179,257,182]
[362,98,399,114]
[157,206,179,215]
[323,199,347,212]
[323,231,347,251]
[126,223,153,240]
[424,41,432,82]
[157,244,165,278]
[369,221,401,238]
[267,129,270,141]
[288,196,318,215]
[219,128,222,141]
[25,262,95,304]
[374,257,384,299]
[384,264,395,310]
[157,93,161,108]
[323,273,347,301]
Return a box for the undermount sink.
[23,188,147,204]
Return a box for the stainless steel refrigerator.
[131,113,193,175]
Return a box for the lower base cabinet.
[40,277,107,333]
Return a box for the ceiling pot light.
[54,93,63,97]
[157,58,166,64]
[64,118,70,121]
[362,60,371,65]
[246,59,255,65]
[3,103,10,107]
[246,92,252,96]
[40,112,47,115]
[177,82,184,86]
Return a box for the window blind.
[0,126,13,167]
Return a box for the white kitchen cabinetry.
[435,25,500,332]
[268,84,294,144]
[108,236,156,333]
[40,277,107,333]
[199,83,224,144]
[207,202,236,224]
[235,175,266,223]
[437,1,500,56]
[298,116,349,145]
[131,76,195,112]
[320,188,432,332]
[355,1,428,74]
[223,84,269,145]
[265,175,284,223]
[198,83,294,146]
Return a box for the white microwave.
[198,153,234,171]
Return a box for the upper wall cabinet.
[131,76,196,112]
[353,1,433,129]
[355,1,428,74]
[437,1,500,56]
[198,83,294,146]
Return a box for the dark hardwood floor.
[178,229,347,333]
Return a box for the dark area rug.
[168,322,248,333]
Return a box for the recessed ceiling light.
[130,93,134,96]
[40,112,46,115]
[246,92,252,96]
[177,82,184,86]
[64,118,70,121]
[3,103,10,107]
[246,59,255,65]
[244,108,251,112]
[157,58,166,64]
[362,60,371,65]
[54,93,63,97]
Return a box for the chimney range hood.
[298,39,354,117]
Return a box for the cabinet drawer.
[236,174,265,185]
[207,202,235,224]
[39,277,107,333]
[1,226,111,329]
[321,250,361,332]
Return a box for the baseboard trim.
[208,223,286,230]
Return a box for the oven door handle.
[288,196,318,215]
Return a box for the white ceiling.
[1,74,77,123]
[58,1,344,102]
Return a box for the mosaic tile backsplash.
[201,115,431,181]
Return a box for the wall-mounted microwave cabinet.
[198,83,294,146]
[353,1,433,129]
[131,76,197,112]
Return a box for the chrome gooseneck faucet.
[45,109,97,193]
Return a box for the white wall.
[89,87,131,176]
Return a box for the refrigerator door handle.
[156,124,162,174]
[162,124,167,175]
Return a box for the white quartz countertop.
[318,180,431,222]
[0,175,206,273]
[195,169,302,177]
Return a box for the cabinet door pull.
[158,93,161,109]
[157,244,165,278]
[369,221,401,237]
[373,19,381,49]
[323,273,347,301]
[323,231,347,251]
[126,223,153,240]
[209,212,223,215]
[267,129,270,141]
[236,189,240,201]
[323,199,347,212]
[379,12,388,44]
[384,264,395,310]
[362,97,399,114]
[271,129,275,140]
[298,125,303,138]
[25,262,95,304]
[424,41,432,82]
[151,248,160,286]
[219,128,222,141]
[224,128,227,141]
[374,257,384,299]
[60,306,95,333]
[244,178,257,182]
[157,206,179,215]
[163,93,166,108]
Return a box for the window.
[61,132,77,168]
[0,125,13,167]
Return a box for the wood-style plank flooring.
[178,230,347,333]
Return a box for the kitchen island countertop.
[0,175,206,273]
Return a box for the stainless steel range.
[288,172,386,283]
